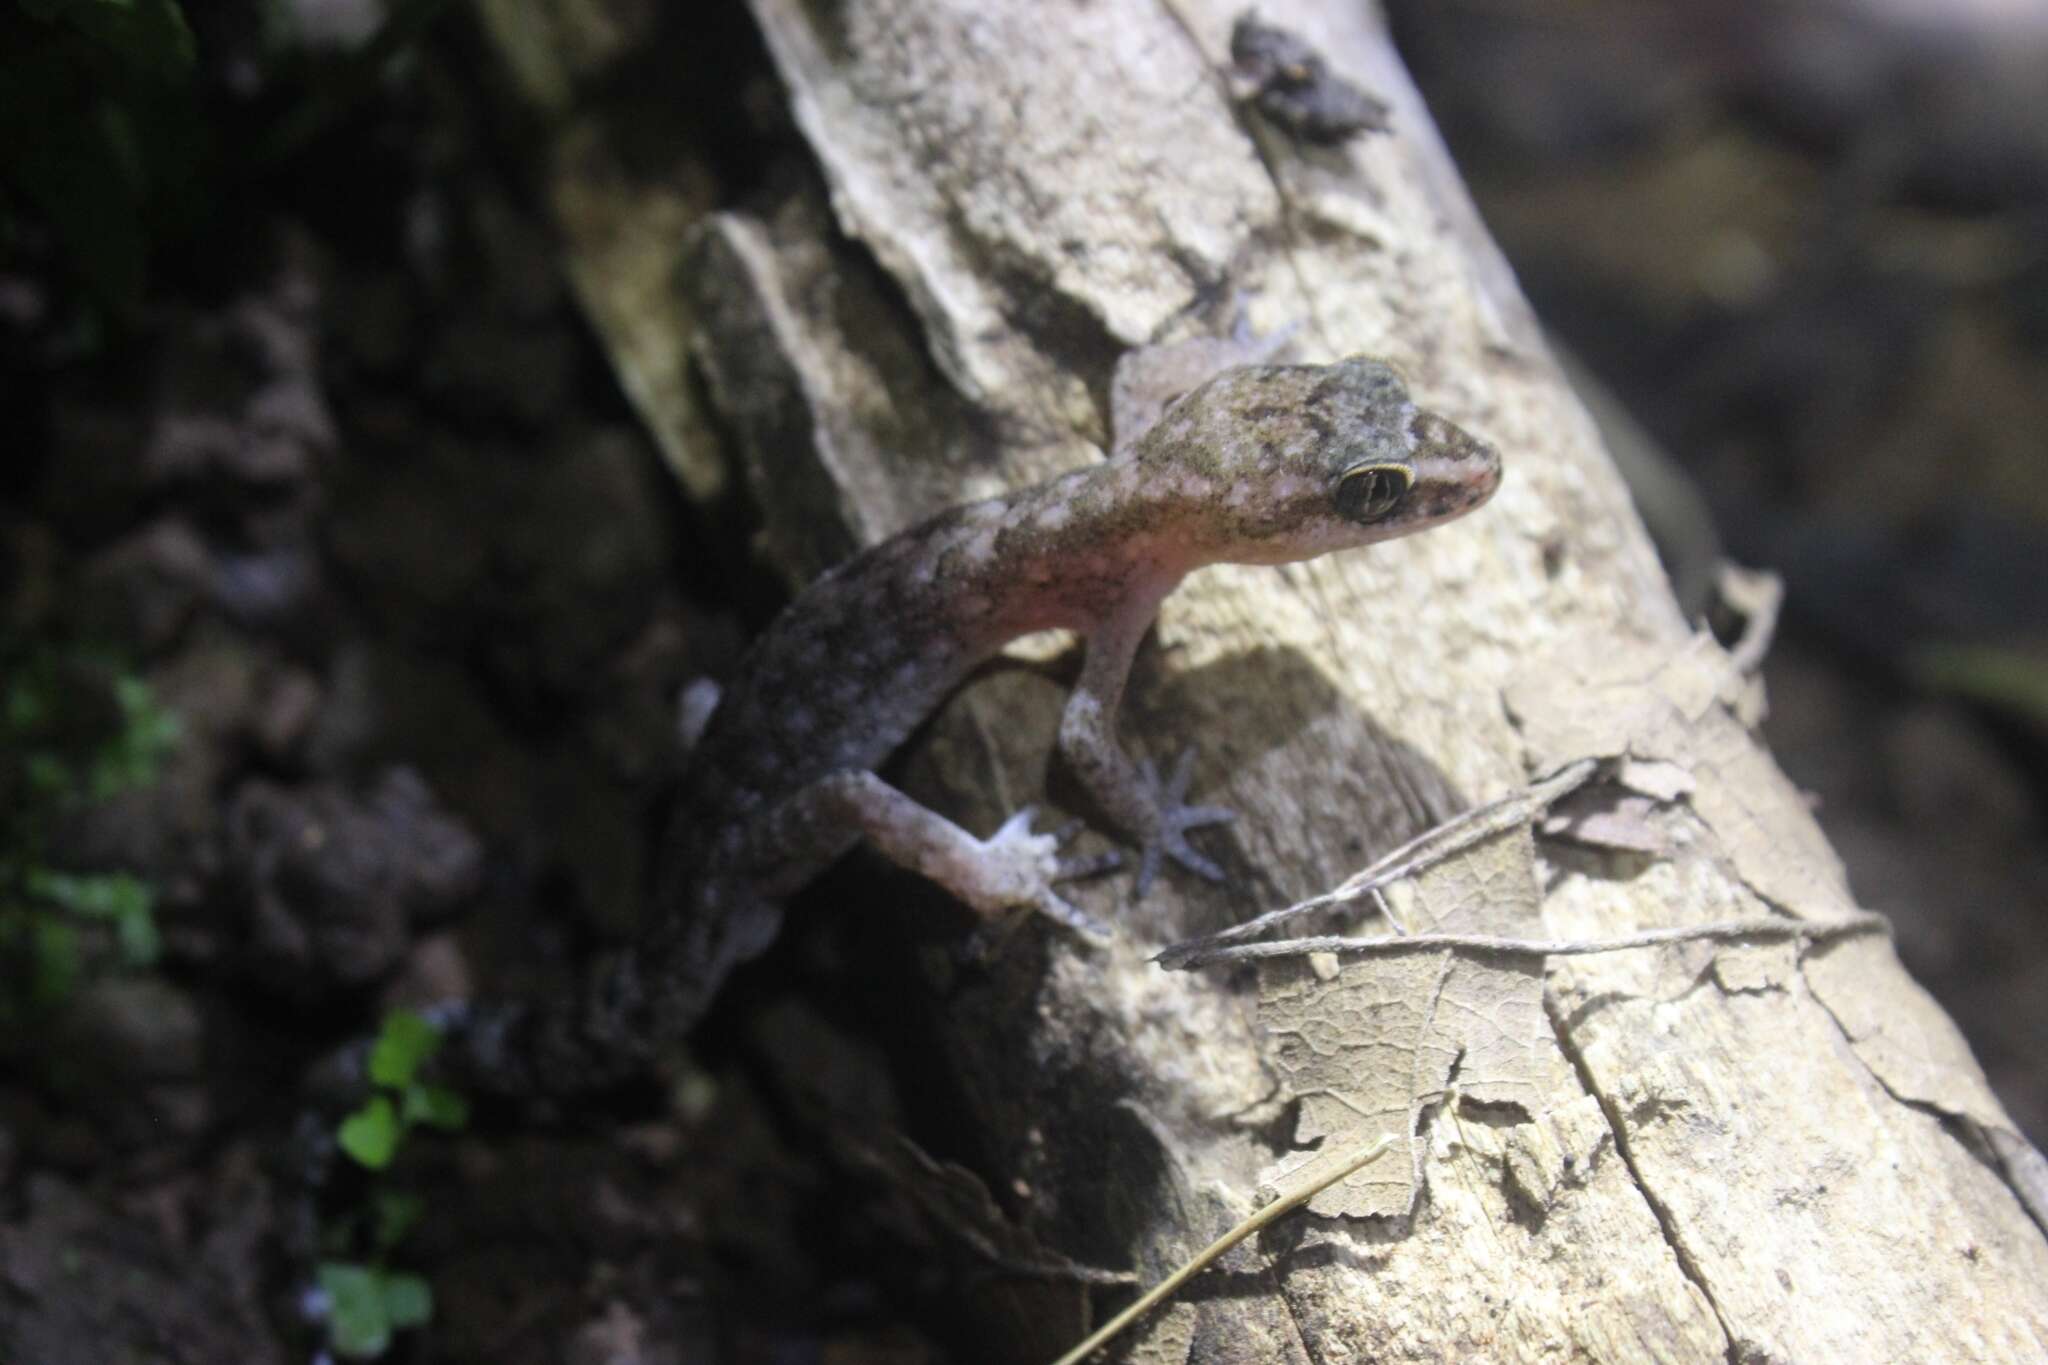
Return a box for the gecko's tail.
[443,949,699,1098]
[441,834,735,1097]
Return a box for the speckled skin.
[465,353,1501,1091]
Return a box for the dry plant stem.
[1161,911,1892,970]
[1047,1134,1399,1365]
[1716,563,1784,676]
[1156,759,1599,967]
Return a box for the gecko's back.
[650,488,1082,1008]
[676,498,1045,847]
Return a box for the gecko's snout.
[1408,409,1503,517]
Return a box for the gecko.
[461,347,1502,1091]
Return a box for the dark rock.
[54,976,205,1083]
[421,321,577,427]
[0,517,62,637]
[50,636,255,887]
[250,662,323,764]
[330,270,420,374]
[382,931,475,1010]
[75,518,214,653]
[0,1174,286,1365]
[209,544,320,629]
[143,245,334,494]
[478,424,669,702]
[228,768,483,994]
[369,767,486,918]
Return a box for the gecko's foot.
[978,806,1112,941]
[1133,748,1236,899]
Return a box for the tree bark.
[499,0,2048,1359]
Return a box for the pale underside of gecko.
[468,345,1501,1090]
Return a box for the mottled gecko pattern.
[463,352,1501,1091]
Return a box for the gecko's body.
[472,354,1500,1089]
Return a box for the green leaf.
[113,891,159,966]
[368,1009,442,1088]
[31,916,79,1011]
[401,1083,469,1132]
[25,869,101,914]
[6,676,45,730]
[18,0,197,84]
[116,673,179,742]
[316,1260,433,1358]
[0,2,207,317]
[317,1261,392,1359]
[91,675,179,797]
[29,869,141,917]
[372,1190,425,1253]
[337,1096,401,1170]
[0,78,150,315]
[381,1272,433,1330]
[23,871,158,963]
[104,873,151,922]
[24,753,69,797]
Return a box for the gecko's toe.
[957,888,1112,966]
[1132,842,1168,901]
[993,805,1045,840]
[1044,814,1123,881]
[1176,804,1235,831]
[1034,888,1113,942]
[1057,848,1124,881]
[1132,824,1228,897]
[1163,829,1227,883]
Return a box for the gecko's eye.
[1334,463,1411,523]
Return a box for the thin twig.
[1716,563,1784,676]
[1048,1134,1397,1365]
[1157,759,1599,967]
[1158,911,1890,969]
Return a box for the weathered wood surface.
[497,0,2048,1359]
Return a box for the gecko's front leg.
[1058,589,1235,898]
[747,770,1108,937]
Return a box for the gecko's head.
[1141,355,1502,566]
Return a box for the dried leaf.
[1257,820,1549,1218]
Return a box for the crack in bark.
[1799,957,2048,1241]
[1542,987,1743,1364]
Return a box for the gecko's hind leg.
[749,770,1108,939]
